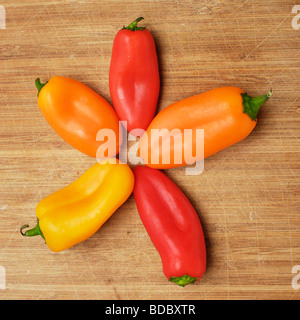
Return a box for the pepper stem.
[169,274,199,287]
[35,78,48,96]
[123,17,145,31]
[20,220,45,240]
[241,89,273,121]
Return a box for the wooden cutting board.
[0,0,299,300]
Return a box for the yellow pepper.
[20,159,134,252]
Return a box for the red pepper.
[133,166,206,287]
[109,17,160,136]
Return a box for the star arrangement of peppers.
[20,17,272,287]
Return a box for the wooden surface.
[0,0,299,300]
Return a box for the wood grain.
[0,0,299,300]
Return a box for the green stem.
[123,17,145,31]
[35,78,48,96]
[20,220,45,240]
[169,274,199,287]
[241,89,273,121]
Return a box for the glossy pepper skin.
[133,166,206,287]
[35,76,121,158]
[109,17,160,136]
[139,87,272,168]
[20,159,134,252]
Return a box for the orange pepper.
[35,76,121,158]
[139,87,272,169]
